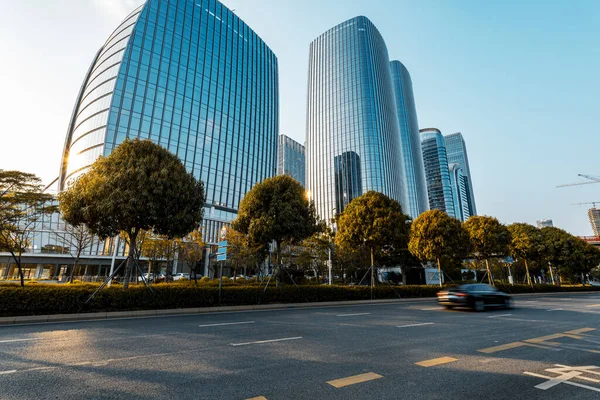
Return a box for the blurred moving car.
[173,273,190,281]
[437,284,512,311]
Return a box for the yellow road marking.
[526,334,567,343]
[327,372,383,388]
[478,342,527,354]
[246,397,267,400]
[565,328,597,334]
[585,304,600,308]
[416,356,458,367]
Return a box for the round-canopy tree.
[507,223,542,287]
[231,175,320,285]
[58,139,205,289]
[464,216,511,285]
[409,210,470,286]
[335,191,410,288]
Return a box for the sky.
[0,0,599,235]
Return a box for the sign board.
[217,254,227,262]
[218,240,228,247]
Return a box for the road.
[1,293,599,399]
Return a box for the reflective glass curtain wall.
[277,134,306,187]
[59,0,279,244]
[390,60,428,219]
[306,16,407,222]
[420,128,455,217]
[448,163,470,221]
[444,132,476,216]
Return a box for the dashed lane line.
[246,397,268,400]
[336,313,371,317]
[327,372,383,388]
[397,322,435,328]
[198,321,255,328]
[230,337,302,347]
[416,357,458,367]
[0,338,41,344]
[488,314,512,318]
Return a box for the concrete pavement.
[0,293,599,399]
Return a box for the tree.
[231,175,320,286]
[226,227,265,281]
[58,222,95,283]
[0,170,56,287]
[464,216,511,285]
[507,223,542,287]
[409,210,470,286]
[335,191,410,289]
[178,228,205,284]
[58,139,205,289]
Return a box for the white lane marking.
[230,336,302,347]
[0,338,41,344]
[420,307,443,311]
[336,313,371,317]
[488,314,512,319]
[397,322,435,328]
[525,371,600,392]
[198,321,255,328]
[0,370,17,375]
[547,308,564,311]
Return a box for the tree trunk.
[17,259,24,288]
[524,259,533,288]
[275,241,281,288]
[370,246,375,294]
[123,230,138,289]
[485,259,493,285]
[437,258,443,287]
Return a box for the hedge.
[0,283,598,317]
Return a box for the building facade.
[448,163,470,221]
[390,60,428,219]
[536,219,554,228]
[59,0,279,244]
[277,134,305,187]
[306,16,407,222]
[444,132,476,216]
[420,128,455,217]
[589,208,600,236]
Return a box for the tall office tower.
[589,208,600,236]
[390,60,428,219]
[277,135,306,187]
[59,0,279,243]
[448,163,470,221]
[420,128,455,217]
[306,16,407,222]
[444,132,476,216]
[536,219,554,228]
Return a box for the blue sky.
[0,0,598,235]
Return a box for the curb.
[0,290,597,326]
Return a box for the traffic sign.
[217,254,227,261]
[218,240,228,247]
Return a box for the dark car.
[437,284,513,311]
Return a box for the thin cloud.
[92,0,144,20]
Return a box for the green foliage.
[409,210,470,262]
[539,227,600,281]
[464,216,511,259]
[232,175,320,248]
[507,223,542,261]
[58,139,205,288]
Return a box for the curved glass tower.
[390,60,428,219]
[59,0,279,243]
[448,163,470,221]
[420,128,455,217]
[306,16,407,222]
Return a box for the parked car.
[173,273,190,281]
[437,284,512,311]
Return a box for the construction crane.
[571,201,600,208]
[557,174,600,188]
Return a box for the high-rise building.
[390,60,428,219]
[420,128,455,217]
[589,208,600,236]
[448,163,470,221]
[444,132,476,216]
[277,135,305,187]
[306,16,407,221]
[536,219,554,228]
[58,0,279,243]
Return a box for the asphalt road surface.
[1,293,599,400]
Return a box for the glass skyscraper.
[390,60,428,219]
[448,163,470,221]
[58,0,279,243]
[306,16,407,222]
[420,128,455,217]
[277,134,305,187]
[444,132,476,216]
